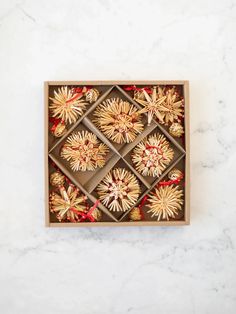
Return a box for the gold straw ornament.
[147,185,183,221]
[85,88,100,103]
[50,171,65,187]
[93,98,144,144]
[159,87,184,125]
[49,86,88,124]
[132,133,174,177]
[61,130,109,172]
[128,207,143,221]
[169,122,184,137]
[134,86,166,125]
[134,86,184,125]
[168,168,183,181]
[49,184,87,222]
[97,168,140,212]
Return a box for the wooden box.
[45,81,190,227]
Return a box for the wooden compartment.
[45,81,190,227]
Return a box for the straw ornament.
[61,131,109,172]
[159,87,184,125]
[168,168,183,181]
[51,120,67,137]
[169,122,184,137]
[49,86,88,124]
[97,168,140,212]
[134,86,184,125]
[128,207,142,221]
[93,98,144,144]
[85,88,100,103]
[90,208,102,221]
[147,185,183,221]
[134,89,146,101]
[49,184,88,222]
[50,171,65,187]
[132,133,174,177]
[134,86,166,125]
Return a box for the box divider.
[152,120,186,154]
[116,85,143,110]
[48,154,118,222]
[119,153,186,222]
[49,85,115,153]
[121,157,151,189]
[149,152,186,191]
[119,122,157,157]
[84,154,121,193]
[82,116,121,156]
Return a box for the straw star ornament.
[93,98,144,144]
[147,185,183,221]
[50,86,88,124]
[159,87,184,124]
[135,86,166,125]
[61,131,109,172]
[49,184,88,222]
[134,86,184,125]
[97,168,140,212]
[132,133,174,177]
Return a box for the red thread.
[66,93,82,104]
[137,195,148,220]
[123,85,153,94]
[69,207,87,220]
[49,117,64,133]
[158,174,184,187]
[71,86,92,95]
[86,200,100,222]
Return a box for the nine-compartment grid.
[45,81,190,227]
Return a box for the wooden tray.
[45,81,190,227]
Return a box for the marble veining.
[0,0,236,313]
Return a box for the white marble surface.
[1,0,236,313]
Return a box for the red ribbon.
[69,207,87,220]
[49,117,64,133]
[66,93,83,104]
[158,174,184,186]
[123,85,153,94]
[71,86,92,96]
[136,195,148,220]
[86,200,100,222]
[73,200,100,223]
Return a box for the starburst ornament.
[49,184,88,222]
[49,86,88,124]
[147,185,183,221]
[132,133,174,177]
[93,98,144,144]
[159,87,184,125]
[61,131,109,172]
[134,86,184,125]
[134,86,166,125]
[97,168,141,212]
